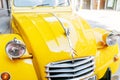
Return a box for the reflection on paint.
[24,59,33,64]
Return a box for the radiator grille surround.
[46,56,95,80]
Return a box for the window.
[14,0,70,7]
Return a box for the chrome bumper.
[112,65,120,80]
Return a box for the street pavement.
[77,10,120,31]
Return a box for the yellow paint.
[0,0,119,80]
[0,34,38,80]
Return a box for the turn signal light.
[1,72,10,80]
[114,56,119,62]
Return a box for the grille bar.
[46,57,94,68]
[47,67,94,78]
[46,62,94,73]
[46,56,95,80]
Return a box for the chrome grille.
[46,56,95,80]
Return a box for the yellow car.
[0,0,120,80]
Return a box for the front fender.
[0,34,37,80]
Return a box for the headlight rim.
[106,33,119,46]
[5,38,26,60]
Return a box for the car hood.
[12,12,97,79]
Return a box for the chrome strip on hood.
[51,13,77,59]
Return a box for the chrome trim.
[46,56,95,80]
[112,65,120,80]
[51,13,77,59]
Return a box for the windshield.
[14,0,70,7]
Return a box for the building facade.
[76,0,106,10]
[105,0,120,10]
[0,0,3,9]
[116,0,120,10]
[78,0,120,11]
[0,0,8,9]
[0,0,120,11]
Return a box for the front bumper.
[100,66,120,80]
[111,65,120,80]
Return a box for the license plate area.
[84,75,96,80]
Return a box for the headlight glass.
[106,33,119,46]
[6,38,26,59]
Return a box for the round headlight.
[6,38,26,59]
[106,33,119,46]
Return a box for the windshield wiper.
[32,4,49,9]
[58,2,65,6]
